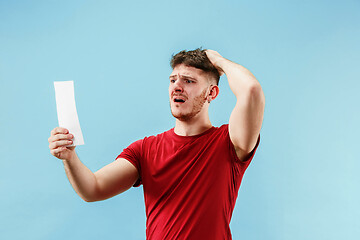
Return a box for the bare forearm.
[218,59,261,98]
[62,152,99,202]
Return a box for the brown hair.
[170,48,220,85]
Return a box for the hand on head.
[205,49,225,76]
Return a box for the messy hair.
[170,48,220,85]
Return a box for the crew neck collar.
[170,126,216,140]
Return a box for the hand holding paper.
[54,81,84,146]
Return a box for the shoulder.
[218,124,229,131]
[212,124,230,136]
[197,124,231,146]
[144,128,173,141]
[135,128,174,148]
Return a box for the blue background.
[1,0,359,239]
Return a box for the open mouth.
[174,98,185,103]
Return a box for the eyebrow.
[169,74,197,80]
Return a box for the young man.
[48,49,265,239]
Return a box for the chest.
[140,137,235,197]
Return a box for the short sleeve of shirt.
[116,139,143,187]
[225,125,260,168]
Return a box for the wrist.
[62,149,78,163]
[213,58,231,76]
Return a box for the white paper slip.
[54,81,84,146]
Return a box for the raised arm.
[48,127,139,202]
[206,50,265,161]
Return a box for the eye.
[170,79,176,83]
[185,79,193,83]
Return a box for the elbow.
[81,195,97,202]
[249,82,263,96]
[81,178,103,202]
[79,192,100,202]
[248,83,265,106]
[83,198,96,203]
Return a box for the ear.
[207,85,219,103]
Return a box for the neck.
[174,113,212,136]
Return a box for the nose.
[173,79,184,93]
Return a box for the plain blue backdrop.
[1,0,359,239]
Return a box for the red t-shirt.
[117,124,259,240]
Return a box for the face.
[169,64,212,121]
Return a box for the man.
[48,48,265,239]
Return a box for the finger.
[67,146,76,150]
[48,133,74,143]
[51,147,67,156]
[49,140,73,150]
[51,127,69,136]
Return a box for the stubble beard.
[170,88,208,121]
